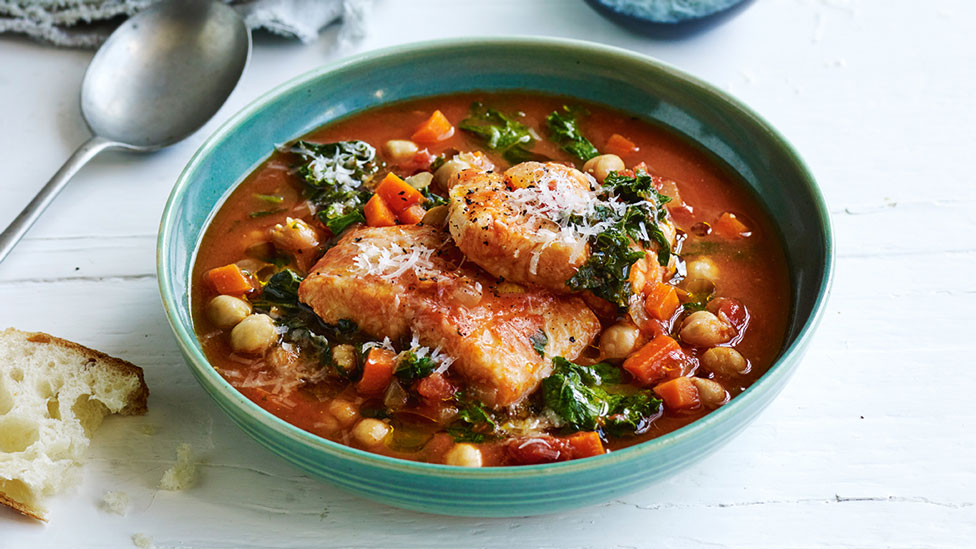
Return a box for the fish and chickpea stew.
[192,93,790,467]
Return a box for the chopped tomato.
[709,297,749,332]
[416,373,455,403]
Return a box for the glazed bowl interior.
[158,37,832,516]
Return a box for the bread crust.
[0,328,149,521]
[18,330,149,415]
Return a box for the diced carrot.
[622,335,686,386]
[604,133,639,156]
[411,110,455,144]
[565,431,605,459]
[358,348,396,395]
[712,211,750,239]
[644,282,680,321]
[206,263,254,295]
[398,203,427,225]
[653,377,701,411]
[364,194,397,227]
[375,172,425,215]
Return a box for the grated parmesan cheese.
[352,241,439,280]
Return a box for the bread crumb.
[159,443,196,490]
[140,424,157,436]
[132,533,153,548]
[100,490,130,515]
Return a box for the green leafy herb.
[447,391,497,443]
[248,208,286,219]
[287,140,380,236]
[255,193,284,204]
[422,186,448,208]
[395,351,437,382]
[545,105,599,162]
[542,357,661,435]
[459,102,541,164]
[529,329,548,357]
[251,269,359,374]
[564,169,674,308]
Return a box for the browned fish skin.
[298,224,601,408]
[448,162,594,294]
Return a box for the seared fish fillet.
[298,224,600,408]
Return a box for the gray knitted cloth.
[0,0,371,48]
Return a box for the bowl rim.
[157,36,834,479]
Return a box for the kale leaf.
[545,105,599,162]
[459,102,541,164]
[251,269,359,374]
[447,391,497,443]
[287,140,379,235]
[542,357,661,436]
[565,169,674,308]
[395,351,437,382]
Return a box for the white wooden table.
[2,1,973,547]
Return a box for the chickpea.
[383,139,419,163]
[328,398,360,427]
[679,311,734,347]
[206,295,251,328]
[686,258,719,282]
[269,217,319,252]
[229,314,277,355]
[445,443,483,467]
[701,346,749,376]
[582,154,625,183]
[331,344,357,374]
[433,158,473,191]
[316,414,340,434]
[691,377,728,408]
[600,323,640,360]
[351,418,391,447]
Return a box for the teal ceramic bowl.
[158,37,832,517]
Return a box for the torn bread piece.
[0,328,149,521]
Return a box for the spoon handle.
[0,135,116,265]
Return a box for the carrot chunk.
[364,194,397,227]
[411,110,455,144]
[653,377,701,410]
[565,431,605,459]
[375,172,425,215]
[206,264,254,295]
[397,203,427,225]
[605,133,639,156]
[622,335,686,386]
[358,348,396,395]
[712,211,750,239]
[644,282,680,321]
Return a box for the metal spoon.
[0,0,250,264]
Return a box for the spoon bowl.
[0,0,250,263]
[82,0,251,150]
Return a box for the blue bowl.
[158,37,832,517]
